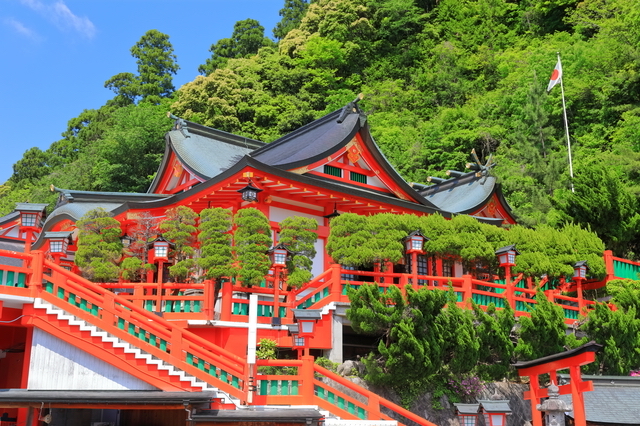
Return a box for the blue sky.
[0,0,283,183]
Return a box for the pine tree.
[198,207,236,298]
[234,208,272,286]
[159,206,198,281]
[514,291,567,361]
[278,216,318,288]
[75,208,123,282]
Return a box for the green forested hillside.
[3,0,640,258]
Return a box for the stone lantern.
[537,382,572,426]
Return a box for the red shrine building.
[0,101,636,426]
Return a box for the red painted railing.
[0,249,248,400]
[254,357,438,426]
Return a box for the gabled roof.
[251,106,362,169]
[148,116,264,192]
[251,101,437,208]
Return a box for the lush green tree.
[105,30,179,104]
[75,208,123,282]
[326,213,406,268]
[348,283,481,406]
[273,0,309,40]
[92,101,172,192]
[579,279,640,375]
[9,147,52,185]
[553,158,640,258]
[199,19,275,75]
[234,208,272,286]
[278,216,318,288]
[472,301,516,380]
[159,206,198,281]
[198,207,236,299]
[514,291,567,361]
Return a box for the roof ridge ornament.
[466,148,497,184]
[336,93,364,124]
[167,112,190,138]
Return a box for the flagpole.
[557,52,575,193]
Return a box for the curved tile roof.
[169,119,263,180]
[416,173,498,214]
[251,107,361,169]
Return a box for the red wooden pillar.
[28,250,44,297]
[504,267,515,310]
[603,250,615,281]
[221,279,233,321]
[273,266,283,318]
[156,260,165,313]
[300,355,315,404]
[461,274,473,303]
[411,252,419,290]
[435,258,443,286]
[203,279,214,319]
[330,263,342,297]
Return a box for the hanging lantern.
[267,243,292,266]
[323,204,340,220]
[237,181,263,202]
[120,234,135,248]
[573,260,589,279]
[403,230,428,253]
[495,244,520,268]
[453,403,480,426]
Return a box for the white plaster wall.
[269,206,325,277]
[28,328,158,390]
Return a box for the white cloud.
[51,1,96,39]
[3,17,41,41]
[18,0,96,39]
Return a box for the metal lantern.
[291,309,323,337]
[287,324,305,348]
[495,244,520,267]
[478,400,512,426]
[403,230,428,253]
[573,260,589,279]
[454,403,480,426]
[120,234,135,248]
[267,243,292,266]
[237,181,263,202]
[44,231,73,255]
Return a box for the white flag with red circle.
[547,58,562,92]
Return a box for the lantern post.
[267,243,293,322]
[573,261,589,312]
[16,203,48,254]
[43,231,73,265]
[403,230,428,287]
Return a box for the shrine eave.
[115,156,447,217]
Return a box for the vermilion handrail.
[0,249,249,400]
[253,357,437,426]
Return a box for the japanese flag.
[547,58,562,92]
